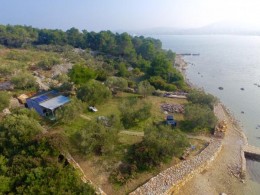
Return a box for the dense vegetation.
[181,90,217,133]
[110,125,188,184]
[0,24,218,193]
[0,24,186,92]
[0,109,95,194]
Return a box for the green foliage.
[56,97,85,124]
[105,76,128,92]
[73,121,118,155]
[137,80,155,97]
[149,76,177,91]
[128,126,188,170]
[148,54,172,79]
[119,98,151,129]
[0,91,10,111]
[0,114,42,155]
[68,64,97,85]
[182,104,217,132]
[187,90,217,109]
[0,108,96,194]
[37,56,61,70]
[12,108,41,121]
[11,72,38,90]
[111,126,188,184]
[116,62,129,77]
[77,80,111,105]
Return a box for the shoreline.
[175,55,253,195]
[175,54,248,145]
[130,56,251,195]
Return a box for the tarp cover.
[39,95,70,110]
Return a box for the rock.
[2,108,11,115]
[218,87,224,90]
[240,88,245,91]
[220,193,227,195]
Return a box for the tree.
[128,126,188,170]
[73,121,118,155]
[115,33,136,60]
[77,80,111,105]
[68,64,97,85]
[55,97,85,124]
[137,80,155,97]
[148,54,172,79]
[66,27,84,48]
[0,91,10,111]
[119,98,151,128]
[0,114,42,155]
[182,104,217,132]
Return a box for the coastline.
[130,56,251,195]
[175,55,252,195]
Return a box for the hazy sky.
[1,0,260,31]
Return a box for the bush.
[0,91,10,111]
[137,80,155,97]
[149,76,177,91]
[11,73,38,90]
[37,56,61,70]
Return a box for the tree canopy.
[77,80,111,105]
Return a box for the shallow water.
[153,35,260,192]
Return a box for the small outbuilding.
[26,90,70,119]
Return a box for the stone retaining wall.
[130,139,223,195]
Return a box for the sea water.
[153,35,260,191]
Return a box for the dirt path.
[177,104,252,195]
[119,130,144,137]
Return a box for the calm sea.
[153,35,260,191]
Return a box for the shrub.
[0,91,10,111]
[11,73,38,90]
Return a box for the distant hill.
[130,22,260,36]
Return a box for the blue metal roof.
[31,90,59,103]
[39,95,70,110]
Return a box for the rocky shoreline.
[130,55,249,195]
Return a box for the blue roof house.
[26,90,70,120]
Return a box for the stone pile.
[130,139,222,195]
[161,103,185,114]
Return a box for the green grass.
[118,133,143,145]
[63,117,89,137]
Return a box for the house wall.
[26,99,45,116]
